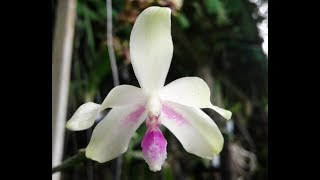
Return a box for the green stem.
[52,149,87,174]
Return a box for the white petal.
[101,85,147,109]
[160,101,224,159]
[86,105,147,162]
[66,102,101,131]
[66,85,147,131]
[209,105,232,120]
[130,6,173,93]
[159,77,232,120]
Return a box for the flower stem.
[52,149,87,174]
[106,0,120,87]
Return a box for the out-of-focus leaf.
[78,2,99,21]
[78,2,96,54]
[84,15,95,54]
[230,102,242,113]
[87,47,111,98]
[203,0,230,25]
[174,12,190,29]
[162,164,173,180]
[192,2,204,21]
[204,0,218,14]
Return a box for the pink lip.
[141,127,167,171]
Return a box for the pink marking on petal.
[141,127,167,171]
[124,105,146,125]
[161,103,187,126]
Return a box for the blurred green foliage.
[54,0,268,179]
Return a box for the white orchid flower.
[66,6,232,172]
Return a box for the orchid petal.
[160,101,224,159]
[86,105,147,162]
[159,77,232,120]
[66,102,101,131]
[101,85,147,109]
[130,6,173,93]
[66,85,146,131]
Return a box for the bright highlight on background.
[249,0,268,56]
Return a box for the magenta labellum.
[141,116,167,171]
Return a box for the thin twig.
[106,0,120,87]
[106,1,122,179]
[235,113,256,153]
[86,128,94,180]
